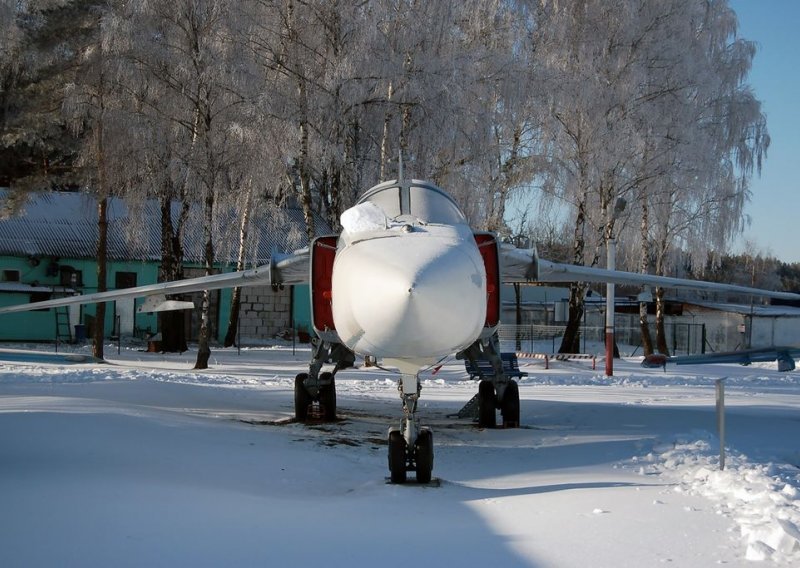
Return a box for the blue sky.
[729,0,800,263]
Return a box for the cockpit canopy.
[356,180,467,225]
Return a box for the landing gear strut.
[462,333,521,429]
[294,339,352,422]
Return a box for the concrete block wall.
[236,285,292,343]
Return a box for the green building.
[0,190,327,344]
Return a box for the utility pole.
[605,198,626,377]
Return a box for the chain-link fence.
[498,322,706,356]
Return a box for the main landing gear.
[462,333,521,429]
[478,378,520,428]
[294,339,354,422]
[294,371,336,421]
[387,370,434,484]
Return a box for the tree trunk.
[326,164,342,233]
[93,196,108,359]
[380,81,393,180]
[158,193,188,353]
[655,286,670,355]
[559,282,585,353]
[93,84,108,360]
[559,186,588,354]
[194,289,212,369]
[638,196,654,355]
[224,186,253,347]
[639,300,654,355]
[194,186,215,370]
[224,287,242,348]
[298,119,315,240]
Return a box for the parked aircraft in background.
[3,177,799,483]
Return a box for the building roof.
[0,282,75,294]
[683,300,800,318]
[0,189,331,265]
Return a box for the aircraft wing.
[0,250,310,314]
[642,347,800,372]
[500,246,800,302]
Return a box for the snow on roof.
[684,300,800,317]
[0,282,76,294]
[0,190,330,264]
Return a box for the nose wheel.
[387,370,435,484]
[388,427,434,484]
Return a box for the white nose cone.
[332,232,486,360]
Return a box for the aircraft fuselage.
[310,179,495,371]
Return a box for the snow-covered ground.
[1,341,799,567]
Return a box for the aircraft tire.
[319,372,336,421]
[388,430,407,484]
[415,429,434,484]
[478,380,496,428]
[294,373,310,421]
[501,380,520,428]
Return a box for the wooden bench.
[464,352,528,380]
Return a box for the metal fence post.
[716,378,726,471]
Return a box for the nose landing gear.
[387,371,435,484]
[388,427,434,484]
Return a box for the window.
[115,272,137,289]
[2,270,20,282]
[409,186,466,224]
[360,182,467,224]
[59,266,83,288]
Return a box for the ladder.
[456,393,480,420]
[54,306,72,351]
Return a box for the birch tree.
[531,0,643,353]
[529,0,767,354]
[632,0,769,354]
[61,1,125,359]
[120,0,255,368]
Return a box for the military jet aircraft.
[2,177,799,483]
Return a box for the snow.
[340,201,388,233]
[1,343,799,566]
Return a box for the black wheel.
[319,372,336,421]
[388,431,407,484]
[501,380,520,428]
[478,380,496,428]
[415,430,434,484]
[294,373,310,421]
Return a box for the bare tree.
[119,0,255,368]
[61,2,136,359]
[525,0,768,354]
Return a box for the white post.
[716,378,726,470]
[604,198,625,377]
[605,237,616,377]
